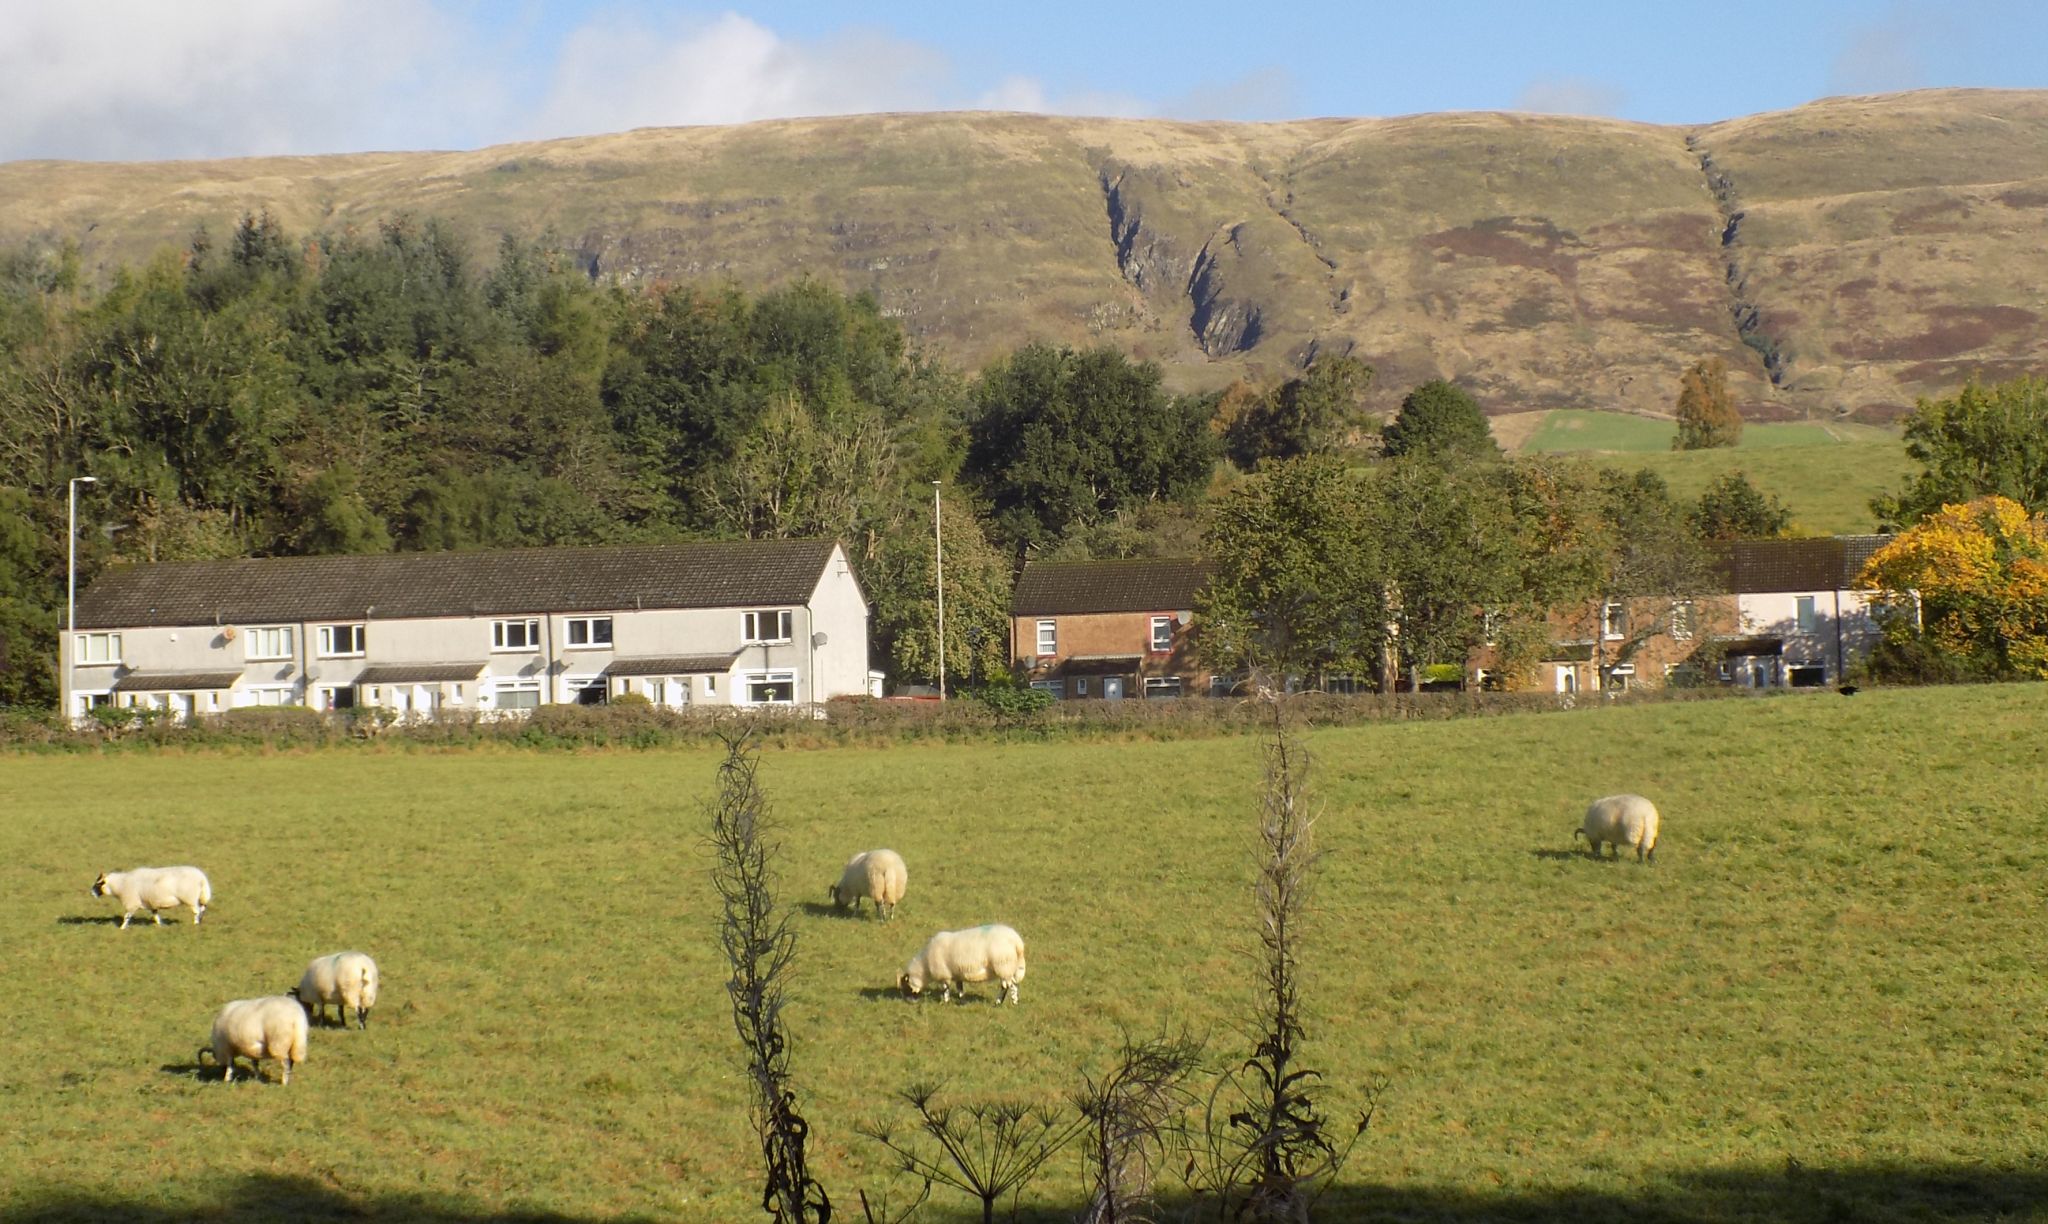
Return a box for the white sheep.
[294,951,380,1029]
[90,865,212,928]
[829,849,908,920]
[197,995,308,1084]
[900,924,1027,1005]
[1576,793,1661,863]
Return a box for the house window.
[1029,680,1061,699]
[565,617,613,648]
[1073,678,1089,697]
[1209,673,1245,697]
[243,626,293,660]
[1036,619,1057,656]
[566,676,607,705]
[706,675,718,696]
[317,624,366,657]
[1669,601,1696,641]
[493,619,541,651]
[1795,596,1817,634]
[1603,664,1634,693]
[1143,675,1183,698]
[1481,609,1505,644]
[243,686,294,707]
[742,670,797,705]
[1789,664,1827,688]
[743,610,794,643]
[494,680,541,709]
[74,632,122,664]
[319,687,356,711]
[1150,616,1175,652]
[1600,602,1627,641]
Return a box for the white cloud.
[1511,76,1628,118]
[0,4,1168,161]
[525,13,957,135]
[0,0,502,161]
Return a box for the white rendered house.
[66,539,870,721]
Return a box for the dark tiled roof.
[355,663,488,685]
[1013,559,1211,616]
[1715,535,1891,594]
[605,653,742,676]
[77,540,841,630]
[110,670,245,692]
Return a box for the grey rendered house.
[66,539,874,721]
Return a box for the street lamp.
[932,480,946,701]
[66,475,98,722]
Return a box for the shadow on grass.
[797,899,899,922]
[55,914,129,926]
[856,985,906,1003]
[1528,847,1588,861]
[900,1161,2048,1223]
[13,1162,2043,1223]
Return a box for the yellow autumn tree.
[1856,495,2048,678]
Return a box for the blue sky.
[4,0,2045,161]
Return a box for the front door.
[1102,676,1125,700]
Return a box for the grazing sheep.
[900,924,1027,1005]
[197,995,308,1084]
[828,849,908,920]
[89,866,212,928]
[294,951,380,1029]
[1576,793,1661,863]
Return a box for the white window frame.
[741,669,798,705]
[1795,595,1817,635]
[1149,616,1174,653]
[565,675,607,705]
[317,624,366,657]
[240,685,294,708]
[1600,602,1627,641]
[564,616,614,649]
[74,632,123,665]
[492,619,541,652]
[492,680,542,710]
[706,675,718,696]
[1143,675,1183,698]
[1669,600,1696,642]
[1073,678,1089,697]
[742,609,794,644]
[1029,679,1061,698]
[1481,609,1505,645]
[1036,619,1057,656]
[244,625,294,661]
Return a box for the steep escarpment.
[2,89,2044,421]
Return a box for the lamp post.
[932,480,945,701]
[65,475,98,722]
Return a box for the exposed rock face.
[4,89,2045,422]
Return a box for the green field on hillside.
[1515,411,1913,535]
[5,688,2045,1221]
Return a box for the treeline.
[0,212,1834,709]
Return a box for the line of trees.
[7,210,2029,709]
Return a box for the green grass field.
[5,687,2046,1222]
[1514,411,1913,535]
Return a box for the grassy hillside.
[4,686,2045,1221]
[2,90,2044,421]
[1502,410,1911,534]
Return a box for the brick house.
[1010,558,1211,698]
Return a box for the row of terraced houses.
[63,535,1893,721]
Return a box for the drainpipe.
[544,614,556,705]
[1832,587,1845,683]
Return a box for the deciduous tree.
[1873,375,2048,527]
[1380,379,1498,462]
[1673,357,1741,450]
[1858,494,2048,679]
[1693,470,1792,540]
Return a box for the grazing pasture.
[3,685,2045,1222]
